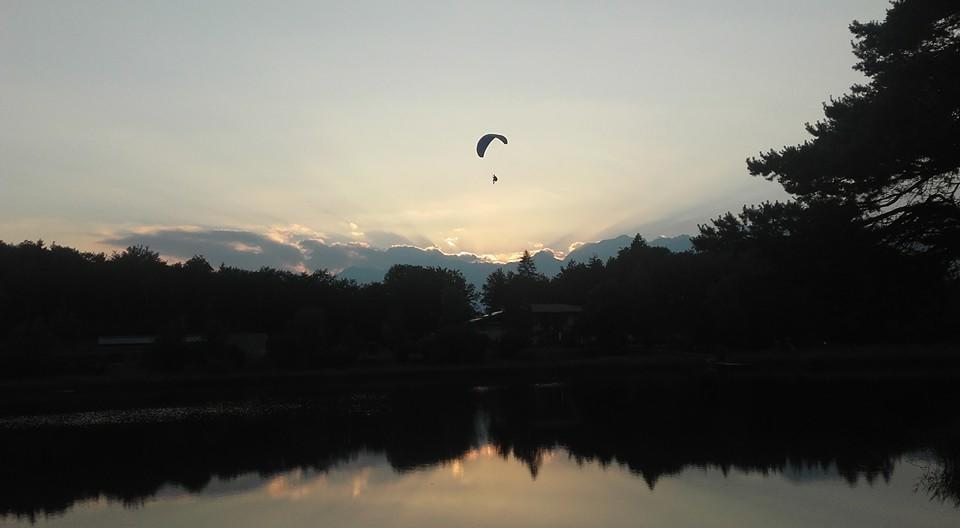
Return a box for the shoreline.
[2,344,959,417]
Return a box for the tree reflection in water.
[1,381,958,522]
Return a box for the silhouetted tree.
[481,268,508,313]
[504,251,549,310]
[550,256,605,306]
[110,245,164,268]
[693,200,953,344]
[181,255,214,274]
[517,250,541,279]
[382,265,477,343]
[747,0,960,261]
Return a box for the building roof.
[469,310,505,324]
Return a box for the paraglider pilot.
[492,174,498,184]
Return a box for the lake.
[1,382,957,527]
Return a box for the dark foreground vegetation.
[1,1,958,385]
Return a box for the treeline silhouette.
[2,220,955,378]
[0,240,480,375]
[1,382,958,521]
[485,213,956,349]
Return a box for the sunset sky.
[1,1,889,267]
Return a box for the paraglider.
[477,133,507,184]
[476,133,507,158]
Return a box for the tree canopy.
[746,0,960,260]
[481,251,548,314]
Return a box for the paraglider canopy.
[476,134,507,158]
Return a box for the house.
[529,304,583,345]
[468,310,506,342]
[469,304,584,346]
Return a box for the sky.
[1,1,891,268]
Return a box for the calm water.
[1,384,958,527]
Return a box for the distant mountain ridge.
[567,234,693,261]
[338,234,693,286]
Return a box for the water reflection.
[1,383,958,526]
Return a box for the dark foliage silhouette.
[1,222,956,377]
[747,0,960,261]
[691,200,956,345]
[481,251,548,314]
[0,241,481,376]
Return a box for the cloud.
[363,230,430,248]
[103,228,305,270]
[102,226,497,276]
[299,239,375,273]
[304,240,518,285]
